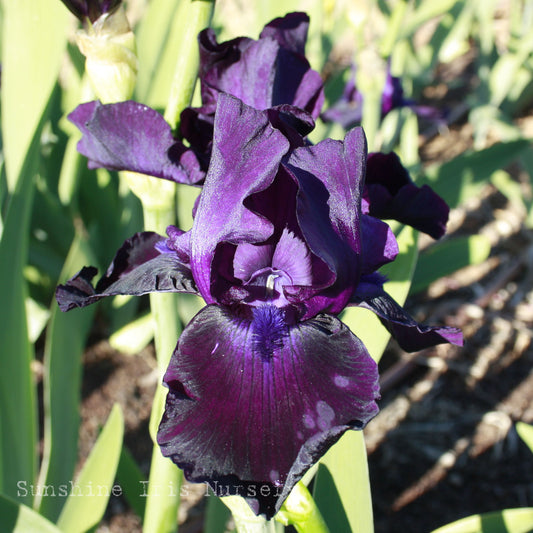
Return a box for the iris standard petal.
[69,100,204,184]
[365,152,449,239]
[157,305,379,519]
[259,12,309,55]
[196,14,324,117]
[283,127,367,316]
[56,232,197,311]
[360,215,399,274]
[190,94,290,302]
[351,279,463,351]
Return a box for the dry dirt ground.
[54,41,533,533]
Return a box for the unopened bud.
[75,4,137,102]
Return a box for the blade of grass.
[35,234,97,522]
[116,446,147,520]
[0,0,68,192]
[56,404,124,533]
[411,235,491,294]
[313,432,372,533]
[0,494,62,533]
[431,507,533,533]
[0,126,41,506]
[422,139,532,209]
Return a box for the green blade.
[0,136,38,505]
[1,0,68,192]
[36,234,97,522]
[412,235,491,294]
[0,495,62,533]
[431,507,533,533]
[56,404,124,533]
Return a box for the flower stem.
[163,0,215,131]
[221,496,274,533]
[140,202,183,533]
[277,482,330,533]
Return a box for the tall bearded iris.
[57,94,462,518]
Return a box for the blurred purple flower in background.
[57,94,462,517]
[322,64,445,130]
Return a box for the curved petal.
[196,14,324,117]
[350,278,463,351]
[283,127,367,317]
[259,12,310,55]
[56,232,197,311]
[366,152,449,239]
[69,101,204,184]
[190,95,290,302]
[361,215,398,274]
[157,305,379,519]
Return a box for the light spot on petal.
[334,375,349,388]
[303,413,315,429]
[316,401,335,431]
[270,470,281,486]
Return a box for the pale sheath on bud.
[61,0,137,102]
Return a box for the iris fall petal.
[56,232,197,311]
[157,305,379,519]
[69,100,204,184]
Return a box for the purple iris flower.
[59,0,122,23]
[322,64,444,130]
[68,12,323,185]
[66,10,450,240]
[57,94,462,518]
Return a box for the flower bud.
[60,1,122,24]
[74,4,137,102]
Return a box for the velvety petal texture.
[69,101,204,184]
[351,276,463,351]
[56,232,197,311]
[283,128,368,317]
[190,94,290,302]
[158,305,379,519]
[365,152,449,239]
[196,12,324,116]
[60,0,121,22]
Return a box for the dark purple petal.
[365,152,449,239]
[266,105,315,147]
[259,12,309,55]
[321,76,363,129]
[283,127,367,317]
[195,15,324,117]
[351,279,463,351]
[190,94,290,302]
[60,0,121,22]
[381,68,405,114]
[360,215,398,274]
[69,101,204,185]
[157,305,379,519]
[56,232,197,311]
